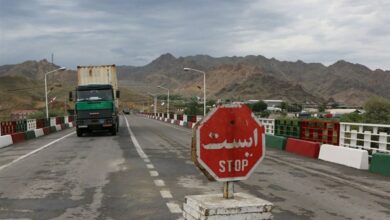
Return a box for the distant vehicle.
[123,108,130,114]
[298,111,311,118]
[70,65,120,137]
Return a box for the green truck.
[70,65,120,137]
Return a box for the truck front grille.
[77,109,112,119]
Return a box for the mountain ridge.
[1,54,389,109]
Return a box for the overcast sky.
[1,0,389,70]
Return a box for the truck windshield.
[77,89,113,101]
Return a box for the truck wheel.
[77,128,83,137]
[111,127,117,136]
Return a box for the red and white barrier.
[286,138,321,158]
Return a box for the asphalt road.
[0,114,389,220]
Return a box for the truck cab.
[72,64,120,137]
[75,84,119,136]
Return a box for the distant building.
[10,110,38,120]
[328,109,364,115]
[263,100,283,107]
[267,106,282,112]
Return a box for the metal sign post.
[223,181,234,199]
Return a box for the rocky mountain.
[0,59,76,83]
[118,53,390,106]
[1,54,389,118]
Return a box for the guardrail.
[339,122,390,154]
[143,112,390,153]
[142,112,390,176]
[0,116,74,136]
[257,118,275,135]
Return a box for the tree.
[364,97,390,124]
[280,102,287,111]
[318,103,326,113]
[207,99,216,108]
[249,101,267,113]
[339,112,365,123]
[184,98,202,115]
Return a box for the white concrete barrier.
[0,135,13,149]
[319,144,369,170]
[50,117,57,126]
[34,128,44,138]
[179,121,184,126]
[55,125,62,131]
[68,122,74,128]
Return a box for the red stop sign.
[195,104,265,181]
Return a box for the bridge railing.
[141,112,390,153]
[339,122,390,154]
[0,115,75,136]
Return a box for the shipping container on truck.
[71,64,120,137]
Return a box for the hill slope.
[1,54,389,119]
[118,53,390,105]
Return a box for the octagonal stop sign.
[193,104,265,182]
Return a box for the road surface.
[0,114,388,220]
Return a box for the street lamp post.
[148,92,157,116]
[45,67,66,119]
[157,86,169,116]
[184,67,206,116]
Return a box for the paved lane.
[0,116,173,220]
[0,114,388,220]
[127,115,390,220]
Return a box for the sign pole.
[223,181,234,199]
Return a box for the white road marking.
[154,179,165,187]
[150,170,159,177]
[166,202,182,213]
[0,131,75,172]
[146,164,154,169]
[160,190,173,198]
[144,158,151,163]
[124,116,148,159]
[185,160,193,165]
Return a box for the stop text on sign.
[194,104,265,182]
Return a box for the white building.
[263,100,284,107]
